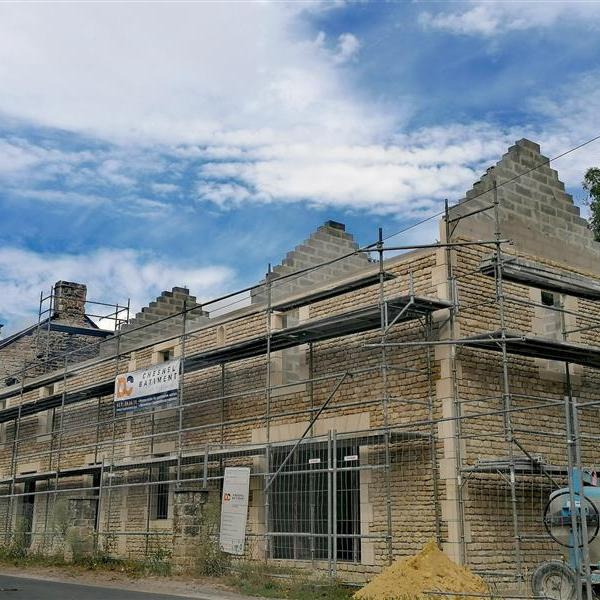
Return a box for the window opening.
[271,309,308,387]
[159,348,175,362]
[20,480,36,548]
[269,441,361,562]
[539,291,564,341]
[541,291,557,307]
[150,457,170,520]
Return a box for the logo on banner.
[219,467,250,556]
[115,375,134,398]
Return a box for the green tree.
[584,167,600,241]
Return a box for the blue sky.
[1,1,600,333]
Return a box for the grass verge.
[0,542,353,599]
[0,544,171,578]
[225,561,354,600]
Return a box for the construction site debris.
[354,541,490,600]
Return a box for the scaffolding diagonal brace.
[384,297,414,335]
[264,372,350,492]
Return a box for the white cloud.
[0,138,94,178]
[4,81,598,221]
[12,187,173,219]
[194,123,516,214]
[0,247,234,335]
[525,71,600,186]
[333,33,360,64]
[190,66,600,215]
[151,183,180,195]
[16,189,109,207]
[0,3,386,146]
[0,139,47,174]
[97,159,136,187]
[123,197,173,218]
[199,157,474,215]
[419,1,600,37]
[0,138,145,195]
[197,182,269,208]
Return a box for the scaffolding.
[0,196,599,598]
[31,284,130,378]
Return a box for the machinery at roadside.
[533,470,600,600]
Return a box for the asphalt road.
[0,574,201,600]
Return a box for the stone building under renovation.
[1,138,600,589]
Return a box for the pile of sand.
[354,541,489,600]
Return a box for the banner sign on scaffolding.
[219,467,251,555]
[114,359,180,413]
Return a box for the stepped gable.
[448,138,600,273]
[251,220,371,305]
[102,287,209,355]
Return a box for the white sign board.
[114,359,180,413]
[219,467,250,555]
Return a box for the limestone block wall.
[445,241,600,576]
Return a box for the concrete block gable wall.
[103,287,209,354]
[448,138,600,274]
[252,220,372,304]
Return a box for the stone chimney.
[53,281,87,321]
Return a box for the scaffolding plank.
[0,463,102,486]
[114,428,428,471]
[0,382,114,423]
[0,427,428,485]
[185,295,451,371]
[462,456,568,475]
[462,330,600,369]
[480,255,600,301]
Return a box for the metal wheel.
[543,490,600,548]
[532,560,577,600]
